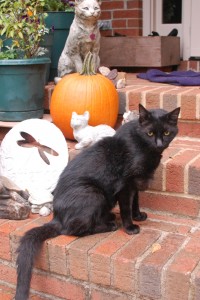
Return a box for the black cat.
[15,104,180,300]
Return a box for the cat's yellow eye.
[147,131,154,137]
[164,131,170,136]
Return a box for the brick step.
[119,73,200,138]
[178,120,200,139]
[1,210,200,300]
[140,136,200,218]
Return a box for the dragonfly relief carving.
[17,131,59,165]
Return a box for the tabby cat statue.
[57,0,101,79]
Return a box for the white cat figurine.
[57,0,101,79]
[71,111,116,150]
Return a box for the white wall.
[190,0,200,57]
[143,0,200,60]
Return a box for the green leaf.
[18,31,23,39]
[1,26,7,35]
[9,30,14,38]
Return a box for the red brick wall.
[100,0,143,37]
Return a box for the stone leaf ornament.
[0,175,30,220]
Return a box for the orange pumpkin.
[50,52,119,140]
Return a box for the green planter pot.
[45,11,74,80]
[1,33,53,84]
[0,57,51,121]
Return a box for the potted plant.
[43,0,75,80]
[0,0,51,121]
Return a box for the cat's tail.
[15,221,61,300]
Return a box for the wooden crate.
[99,36,180,67]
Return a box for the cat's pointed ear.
[138,104,151,124]
[75,0,101,4]
[166,107,180,125]
[72,112,77,117]
[75,0,84,5]
[84,111,90,120]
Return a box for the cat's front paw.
[124,224,140,235]
[75,139,93,150]
[133,211,148,222]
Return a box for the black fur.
[15,104,180,299]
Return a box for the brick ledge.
[0,209,200,299]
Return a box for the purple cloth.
[137,69,200,86]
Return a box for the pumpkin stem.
[80,51,97,75]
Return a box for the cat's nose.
[156,138,163,149]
